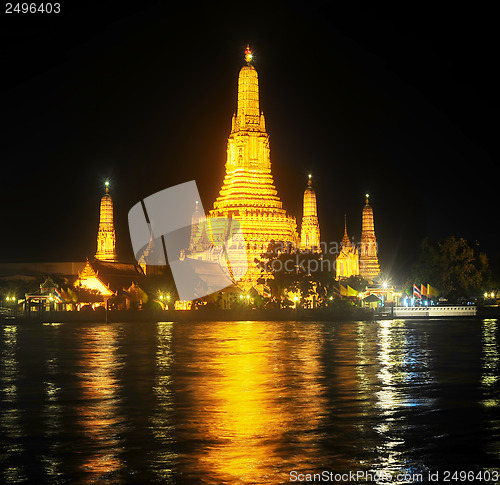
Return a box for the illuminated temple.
[300,175,320,251]
[208,46,298,287]
[359,194,380,282]
[95,182,117,262]
[75,182,145,308]
[335,216,359,279]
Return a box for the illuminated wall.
[359,195,380,282]
[300,177,321,251]
[95,184,117,262]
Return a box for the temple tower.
[335,215,359,279]
[359,194,380,282]
[209,46,298,288]
[300,175,320,251]
[95,181,117,262]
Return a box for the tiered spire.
[359,194,380,282]
[300,174,321,251]
[209,46,298,288]
[95,181,117,262]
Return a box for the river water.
[0,319,499,484]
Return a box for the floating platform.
[391,306,477,318]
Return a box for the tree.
[256,241,335,307]
[412,236,489,299]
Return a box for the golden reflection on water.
[171,321,326,484]
[75,325,124,482]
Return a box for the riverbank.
[3,306,499,324]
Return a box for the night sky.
[1,1,496,282]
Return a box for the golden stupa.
[300,175,321,251]
[95,181,117,262]
[208,46,298,288]
[359,194,380,282]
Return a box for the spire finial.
[365,193,369,204]
[307,173,312,187]
[244,44,253,63]
[105,180,110,194]
[342,214,351,247]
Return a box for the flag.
[427,284,439,297]
[413,284,421,299]
[421,284,428,297]
[347,285,359,297]
[340,284,348,296]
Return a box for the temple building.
[208,46,298,288]
[300,175,321,251]
[335,216,359,279]
[95,181,117,262]
[75,182,145,308]
[359,194,380,282]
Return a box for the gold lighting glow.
[95,182,117,262]
[74,262,113,297]
[335,215,359,279]
[75,325,124,480]
[359,194,380,282]
[207,46,298,288]
[300,175,321,251]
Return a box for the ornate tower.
[95,181,117,262]
[300,175,320,251]
[359,194,380,282]
[335,215,359,279]
[209,46,298,288]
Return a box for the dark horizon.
[1,1,497,282]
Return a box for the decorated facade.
[359,194,380,282]
[207,46,298,288]
[300,175,321,251]
[335,216,359,279]
[95,181,117,262]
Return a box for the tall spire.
[95,181,117,262]
[300,174,321,251]
[209,47,298,289]
[234,45,261,131]
[341,214,351,248]
[359,193,380,282]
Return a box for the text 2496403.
[5,3,60,13]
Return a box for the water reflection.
[41,323,63,482]
[1,319,499,483]
[74,325,124,482]
[150,322,176,482]
[371,320,434,482]
[481,319,499,406]
[0,325,26,483]
[171,321,326,484]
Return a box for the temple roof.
[77,259,145,294]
